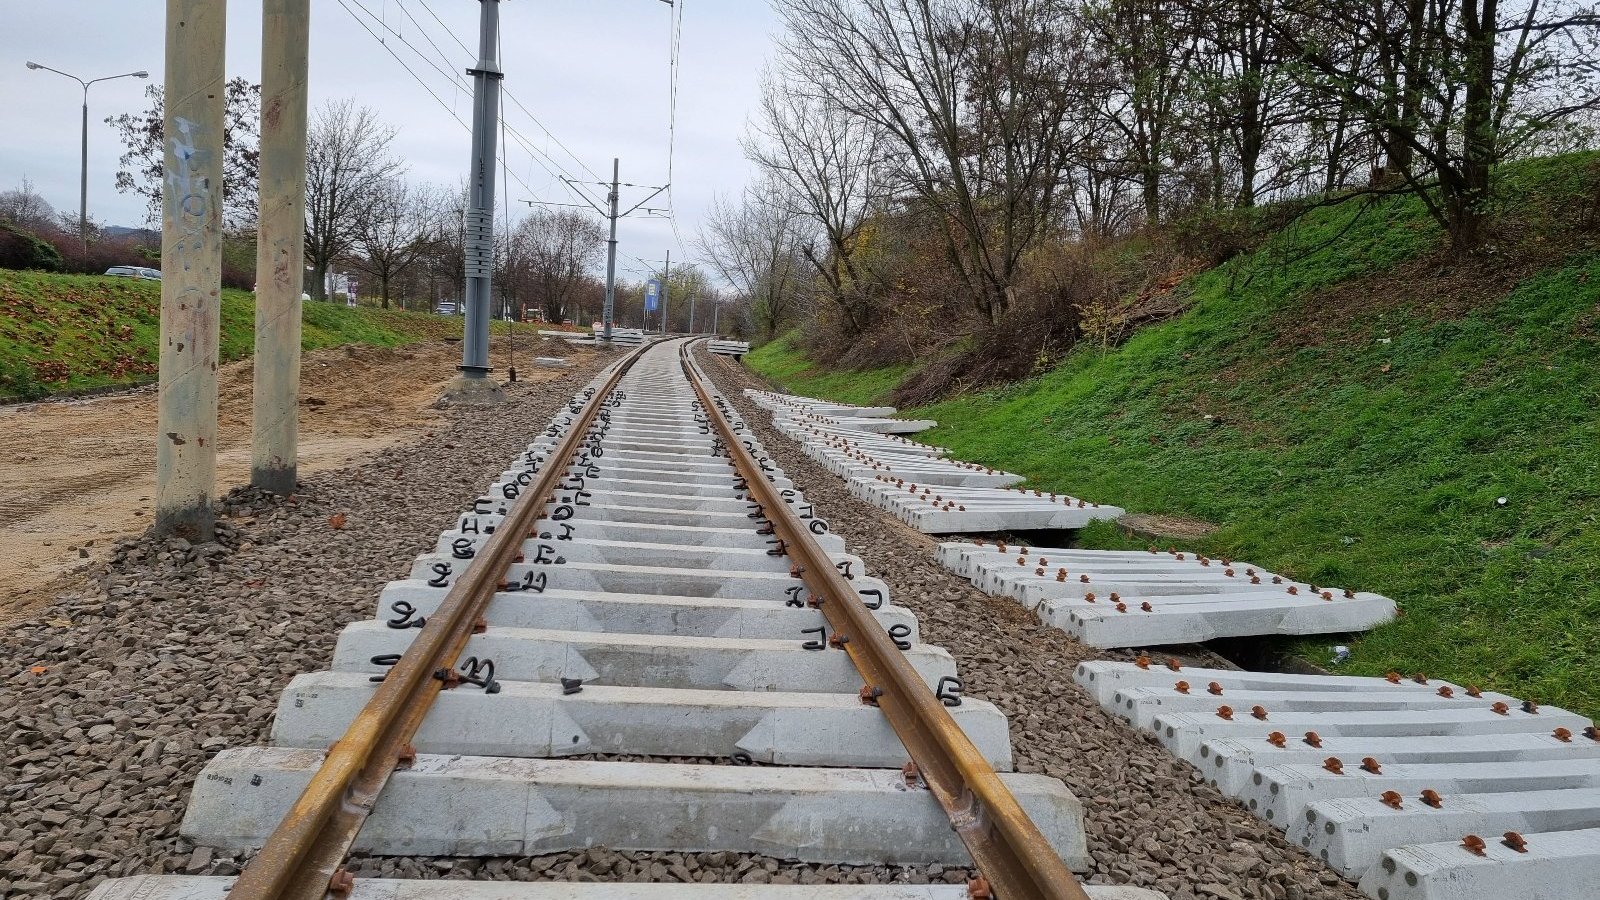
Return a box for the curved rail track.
[86,338,1158,900]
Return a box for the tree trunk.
[1141,163,1161,225]
[310,257,329,301]
[1451,0,1496,255]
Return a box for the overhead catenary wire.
[339,0,603,209]
[346,0,680,264]
[414,0,606,183]
[399,0,681,242]
[662,0,691,257]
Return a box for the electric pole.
[251,0,310,495]
[661,249,670,334]
[602,158,619,342]
[443,0,507,404]
[554,162,667,345]
[155,0,226,539]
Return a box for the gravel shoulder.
[699,349,1366,900]
[0,354,606,899]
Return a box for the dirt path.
[0,338,588,621]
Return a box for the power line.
[344,0,460,87]
[663,0,691,257]
[415,0,605,182]
[334,0,552,207]
[393,0,465,105]
[345,0,678,252]
[336,0,463,127]
[414,0,474,56]
[343,0,578,188]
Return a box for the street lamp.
[25,61,149,250]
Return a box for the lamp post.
[24,61,149,250]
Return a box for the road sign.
[645,279,660,312]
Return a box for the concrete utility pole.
[688,279,696,333]
[602,158,619,342]
[155,0,226,540]
[443,0,507,404]
[250,0,310,495]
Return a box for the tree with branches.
[303,100,403,300]
[106,78,261,229]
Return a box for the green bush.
[0,223,64,272]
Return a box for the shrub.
[51,233,158,276]
[1167,206,1267,267]
[0,223,64,272]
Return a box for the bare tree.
[350,178,440,309]
[777,0,1085,324]
[1083,0,1201,223]
[419,180,470,311]
[304,100,402,300]
[1267,0,1600,252]
[507,209,606,323]
[106,78,261,229]
[664,262,714,332]
[0,177,58,232]
[699,183,808,339]
[745,72,888,334]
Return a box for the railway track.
[85,338,1160,900]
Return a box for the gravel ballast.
[4,345,1357,900]
[700,349,1367,900]
[0,353,968,898]
[0,365,619,899]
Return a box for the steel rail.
[680,341,1090,900]
[227,343,652,900]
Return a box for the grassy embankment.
[748,153,1600,719]
[0,270,555,400]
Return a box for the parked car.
[250,284,313,302]
[436,300,458,315]
[105,266,160,280]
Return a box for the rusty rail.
[226,344,650,900]
[680,341,1090,900]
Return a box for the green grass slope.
[0,271,536,400]
[746,336,916,407]
[751,153,1600,718]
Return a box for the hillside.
[748,153,1600,719]
[0,271,550,400]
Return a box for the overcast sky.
[0,0,781,276]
